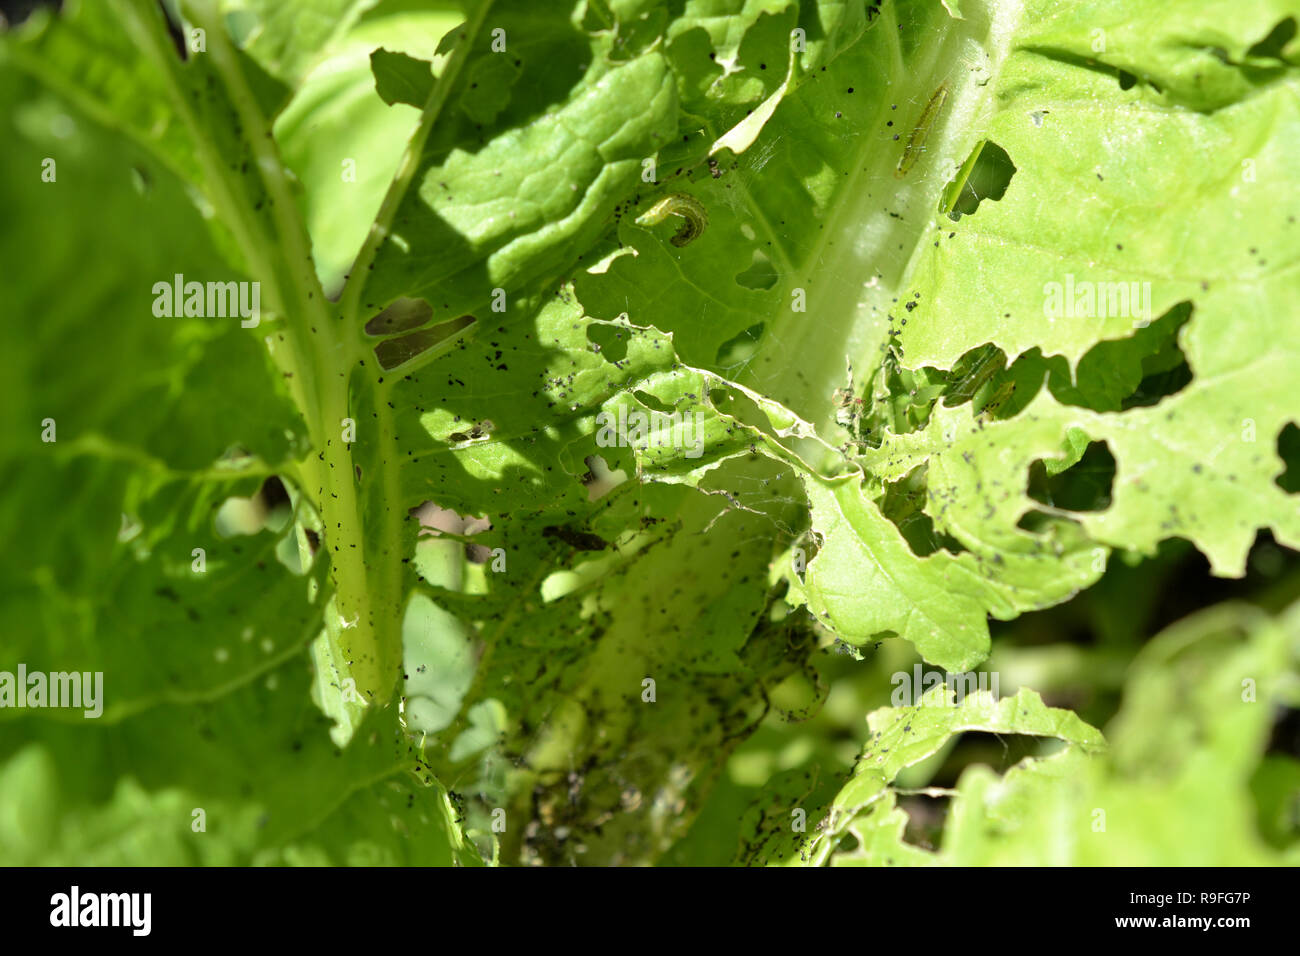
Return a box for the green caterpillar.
[635,192,709,247]
[895,84,948,178]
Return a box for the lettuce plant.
[1,0,1298,866]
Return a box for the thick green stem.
[150,0,405,700]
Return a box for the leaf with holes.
[1,0,1298,872]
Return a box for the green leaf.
[370,47,434,107]
[4,0,1298,870]
[271,4,463,289]
[212,0,387,87]
[0,60,319,716]
[0,7,477,865]
[360,0,679,317]
[797,599,1300,866]
[0,677,479,865]
[889,2,1300,578]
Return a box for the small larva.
[635,192,709,247]
[895,84,949,178]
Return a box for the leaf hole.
[1027,440,1116,512]
[942,344,1006,408]
[365,297,434,337]
[1118,318,1194,410]
[945,141,1015,221]
[374,314,476,371]
[735,250,779,290]
[586,321,630,363]
[410,501,492,563]
[1014,508,1080,534]
[834,830,861,854]
[1046,302,1193,411]
[631,389,676,414]
[936,731,1068,783]
[879,464,966,557]
[580,454,627,501]
[897,792,950,851]
[214,476,292,538]
[1247,16,1297,60]
[1275,422,1300,494]
[715,321,765,369]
